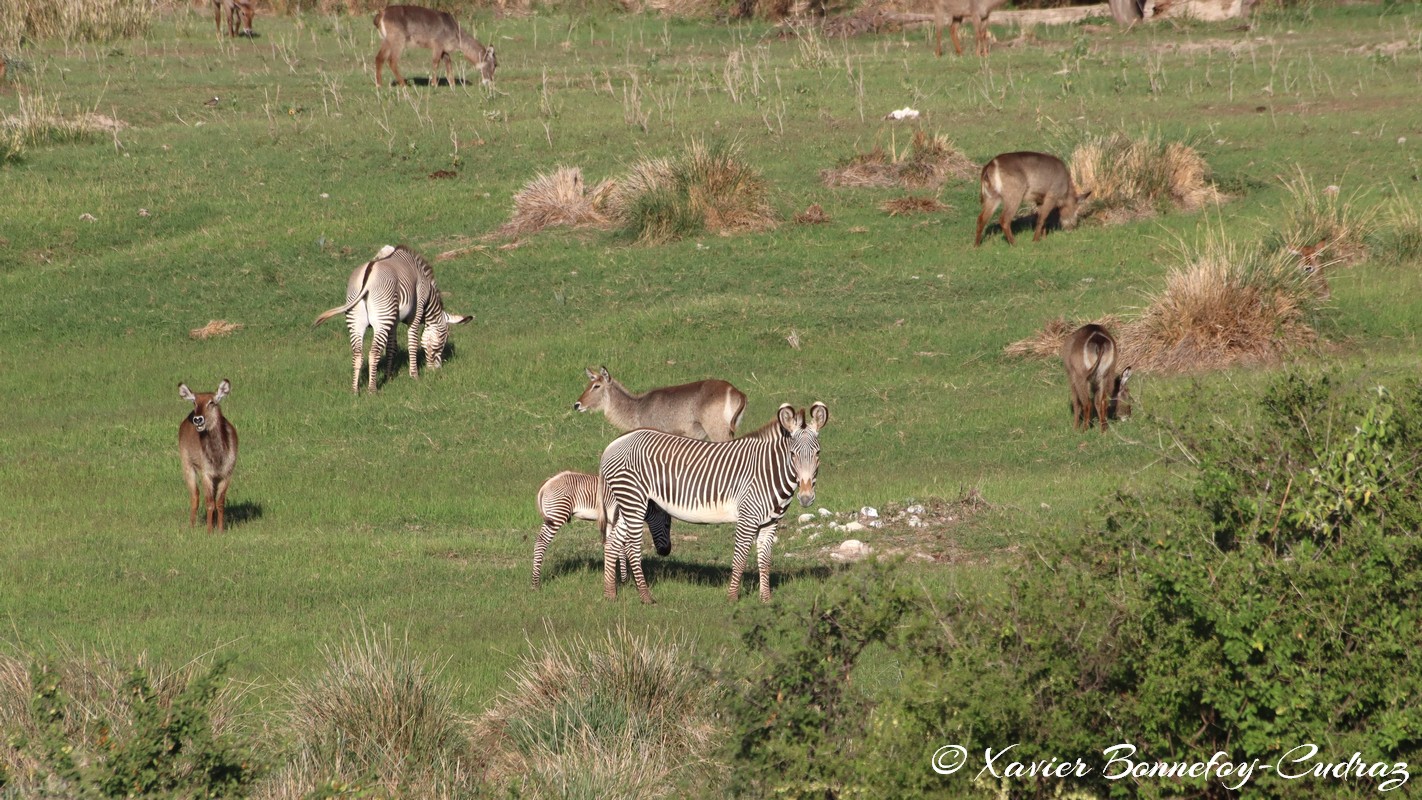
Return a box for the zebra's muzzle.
[798,484,815,507]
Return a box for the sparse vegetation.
[495,166,613,239]
[822,129,976,189]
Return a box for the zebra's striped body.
[532,470,672,590]
[598,403,829,604]
[313,245,472,393]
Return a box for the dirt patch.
[791,490,994,565]
[189,320,242,340]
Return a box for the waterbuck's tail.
[312,286,369,328]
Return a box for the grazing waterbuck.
[573,367,747,442]
[598,402,829,604]
[1286,238,1332,299]
[312,245,472,394]
[1061,324,1132,432]
[531,470,673,590]
[934,0,1010,57]
[975,152,1092,246]
[373,5,497,88]
[179,380,239,533]
[213,0,255,37]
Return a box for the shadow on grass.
[542,555,841,593]
[223,501,263,528]
[372,341,466,390]
[385,76,471,88]
[981,211,1071,244]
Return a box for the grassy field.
[1,0,1420,720]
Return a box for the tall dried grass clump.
[1376,191,1422,265]
[822,130,976,189]
[1119,232,1319,374]
[0,0,152,48]
[1,91,126,162]
[1069,133,1223,224]
[1276,167,1377,266]
[476,626,726,799]
[495,166,614,239]
[256,627,481,800]
[613,139,776,245]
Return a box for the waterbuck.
[1286,238,1332,299]
[179,380,239,533]
[934,0,1010,57]
[373,5,497,88]
[532,470,672,590]
[573,367,747,442]
[213,0,255,37]
[975,152,1092,246]
[1061,324,1132,432]
[599,402,829,604]
[312,245,473,394]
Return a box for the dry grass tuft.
[793,203,831,224]
[822,130,976,190]
[1118,231,1319,374]
[880,195,948,216]
[611,139,777,245]
[256,626,479,800]
[1,92,127,162]
[1276,166,1376,266]
[1004,315,1122,360]
[476,625,725,799]
[495,166,614,239]
[0,0,153,49]
[1069,133,1223,223]
[1376,190,1422,265]
[189,320,243,340]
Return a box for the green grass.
[1,2,1421,719]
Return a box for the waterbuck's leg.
[388,50,408,87]
[531,521,558,590]
[375,45,389,86]
[1095,385,1110,433]
[756,523,778,603]
[214,474,230,533]
[1033,196,1055,242]
[950,19,964,56]
[186,467,200,527]
[975,195,1000,247]
[727,520,758,602]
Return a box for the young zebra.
[312,245,472,393]
[533,470,672,590]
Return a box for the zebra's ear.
[179,383,195,402]
[777,403,797,434]
[214,379,231,404]
[446,313,473,325]
[808,402,829,431]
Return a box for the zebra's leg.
[368,324,391,393]
[603,508,624,600]
[647,501,673,557]
[407,315,423,379]
[756,523,779,603]
[726,519,759,602]
[624,533,654,605]
[531,519,560,590]
[348,316,365,394]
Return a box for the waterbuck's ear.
[446,313,473,325]
[776,403,798,434]
[1118,367,1133,387]
[1078,188,1094,200]
[179,383,195,402]
[598,366,611,381]
[214,379,232,403]
[808,402,829,431]
[585,368,599,381]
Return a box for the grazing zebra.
[312,245,472,393]
[532,470,672,590]
[599,402,829,604]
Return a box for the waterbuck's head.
[1111,368,1134,421]
[179,379,231,433]
[421,312,473,369]
[461,35,497,85]
[573,366,613,413]
[777,402,829,507]
[1061,186,1094,230]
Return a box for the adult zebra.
[313,245,472,393]
[598,402,828,604]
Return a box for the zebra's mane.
[742,415,790,440]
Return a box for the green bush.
[727,373,1422,798]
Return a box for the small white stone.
[818,508,833,517]
[1399,137,1408,145]
[320,192,330,199]
[869,520,883,528]
[844,521,866,533]
[798,513,816,524]
[833,539,873,560]
[860,506,879,518]
[906,504,925,515]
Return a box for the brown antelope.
[373,5,497,88]
[1286,238,1332,299]
[213,0,255,37]
[1061,325,1132,432]
[178,380,239,532]
[975,152,1092,247]
[573,367,748,442]
[934,0,1010,57]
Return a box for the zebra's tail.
[312,287,369,328]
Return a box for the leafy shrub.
[613,139,776,244]
[728,373,1422,798]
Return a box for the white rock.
[818,508,834,517]
[843,521,866,533]
[798,513,816,524]
[883,107,920,120]
[831,539,873,561]
[908,516,924,528]
[860,506,879,518]
[869,520,883,528]
[906,504,925,515]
